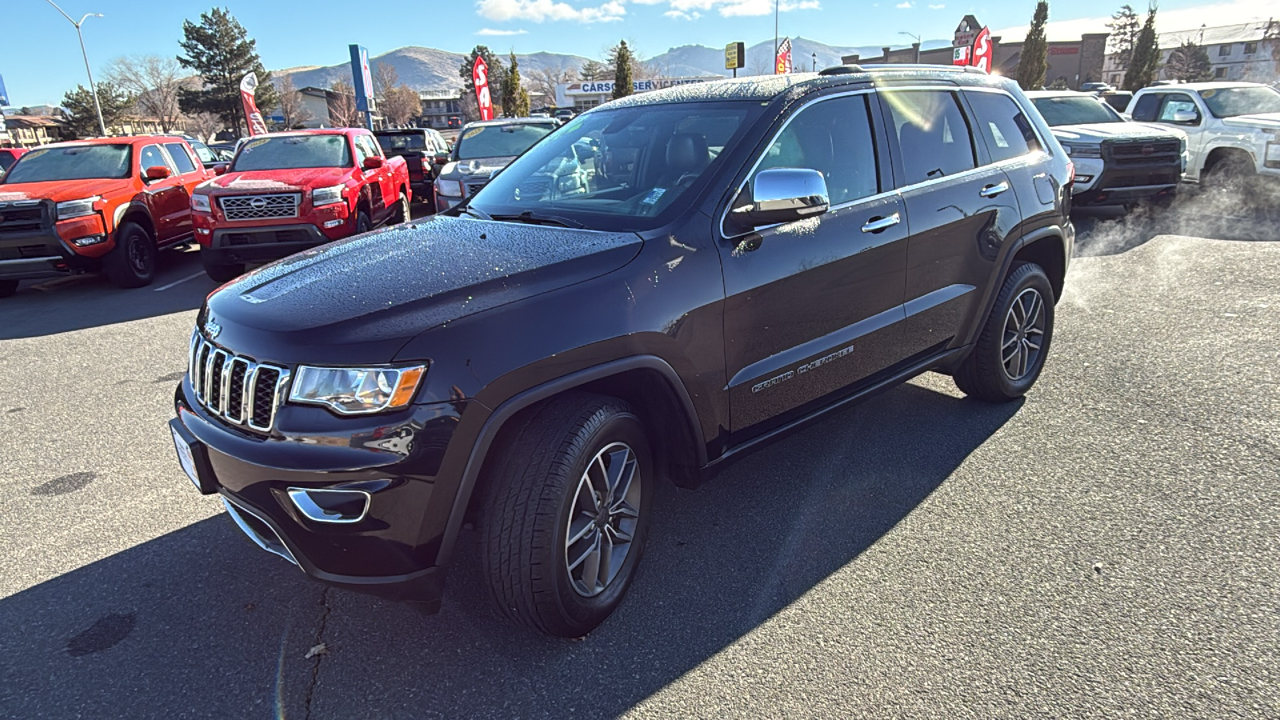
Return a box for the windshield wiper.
[490,210,585,229]
[460,205,492,221]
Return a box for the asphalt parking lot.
[1,190,1277,718]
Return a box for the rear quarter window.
[964,91,1042,163]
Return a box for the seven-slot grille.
[189,333,290,433]
[218,193,301,221]
[0,200,48,235]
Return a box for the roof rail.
[818,64,864,75]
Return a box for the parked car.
[1126,81,1280,191]
[1029,90,1185,207]
[0,147,26,175]
[1098,91,1133,113]
[554,108,576,124]
[374,127,450,210]
[189,128,411,281]
[179,134,230,173]
[0,136,211,296]
[433,117,558,211]
[1080,81,1115,94]
[207,142,238,162]
[446,116,463,129]
[169,65,1073,637]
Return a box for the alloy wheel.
[564,442,641,598]
[128,236,148,274]
[1001,287,1045,381]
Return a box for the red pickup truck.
[0,136,211,296]
[191,128,411,281]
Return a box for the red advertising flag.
[970,27,993,73]
[239,72,268,136]
[775,37,793,74]
[473,56,494,122]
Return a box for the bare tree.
[381,85,420,126]
[525,66,577,102]
[276,76,313,129]
[327,80,359,128]
[105,54,186,132]
[374,63,400,98]
[183,111,223,140]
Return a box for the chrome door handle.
[861,212,901,233]
[980,181,1010,198]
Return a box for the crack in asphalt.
[302,587,332,720]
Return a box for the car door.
[138,143,188,243]
[161,141,209,241]
[878,87,1020,357]
[718,90,909,435]
[1153,92,1208,172]
[357,134,393,219]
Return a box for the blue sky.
[2,0,1274,106]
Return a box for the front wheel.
[103,222,157,289]
[1204,153,1255,197]
[953,262,1056,402]
[0,279,17,298]
[200,249,245,283]
[480,393,653,638]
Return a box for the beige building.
[1102,21,1279,85]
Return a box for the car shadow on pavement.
[0,246,218,340]
[0,380,1021,718]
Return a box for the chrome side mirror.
[1171,109,1199,124]
[734,168,830,228]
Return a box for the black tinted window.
[966,92,1042,162]
[1131,93,1161,122]
[753,94,879,205]
[164,143,198,174]
[882,90,976,185]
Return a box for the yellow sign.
[725,42,745,70]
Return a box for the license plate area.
[169,418,217,494]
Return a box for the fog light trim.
[71,234,107,247]
[323,219,343,228]
[286,487,371,524]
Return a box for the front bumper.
[202,223,335,264]
[1075,140,1182,206]
[0,200,109,280]
[171,378,479,610]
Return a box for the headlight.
[289,365,426,415]
[191,194,211,213]
[435,178,463,197]
[312,184,345,207]
[56,196,100,221]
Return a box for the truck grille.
[189,333,291,434]
[218,194,301,221]
[0,200,48,235]
[464,181,487,198]
[1106,139,1181,167]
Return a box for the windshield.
[470,102,757,232]
[0,153,17,172]
[1,144,130,183]
[377,133,427,152]
[231,135,351,171]
[456,123,557,160]
[1198,86,1280,118]
[1031,96,1122,126]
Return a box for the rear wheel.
[954,262,1055,402]
[200,249,245,283]
[480,393,653,638]
[0,280,17,298]
[103,222,156,289]
[393,191,410,224]
[355,210,372,235]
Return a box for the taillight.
[1066,161,1075,184]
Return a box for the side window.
[163,143,198,174]
[1131,93,1162,122]
[359,135,383,158]
[352,135,371,165]
[1158,93,1200,123]
[964,91,1042,163]
[139,145,170,175]
[882,90,976,185]
[750,94,880,206]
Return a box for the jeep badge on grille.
[204,320,222,340]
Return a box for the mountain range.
[272,36,953,93]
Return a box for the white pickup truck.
[1125,82,1280,190]
[1028,90,1186,208]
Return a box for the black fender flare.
[954,224,1068,352]
[435,355,704,564]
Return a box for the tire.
[479,393,654,638]
[200,249,244,283]
[953,262,1055,402]
[102,221,157,289]
[1204,153,1254,196]
[354,209,372,235]
[393,191,410,225]
[0,279,17,298]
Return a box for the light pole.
[899,31,922,64]
[812,52,817,72]
[46,0,106,136]
[774,0,779,74]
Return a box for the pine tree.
[1107,5,1142,71]
[459,46,507,117]
[612,41,635,100]
[60,82,133,138]
[1123,4,1161,91]
[501,53,530,117]
[1165,40,1213,82]
[579,59,610,81]
[1017,1,1050,90]
[177,8,277,137]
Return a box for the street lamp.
[899,31,922,64]
[812,52,818,72]
[46,0,106,136]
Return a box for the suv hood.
[203,215,643,365]
[1221,112,1280,131]
[202,167,355,194]
[1051,122,1185,142]
[0,177,134,203]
